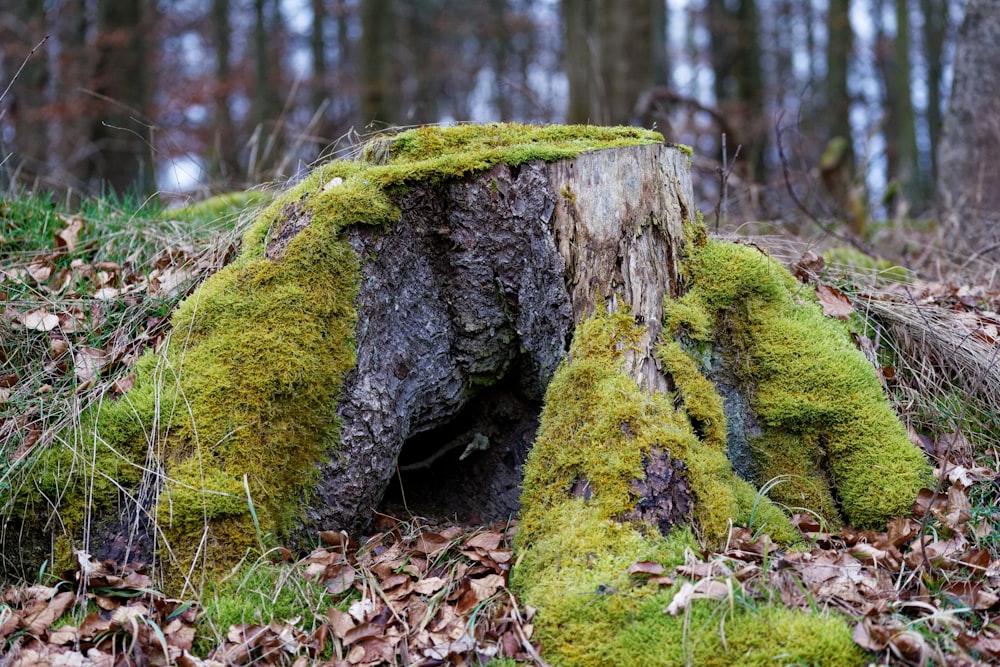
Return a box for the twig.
[959,240,1000,269]
[774,110,877,257]
[505,590,551,667]
[634,86,740,141]
[77,88,151,122]
[0,35,49,108]
[714,135,741,232]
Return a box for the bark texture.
[301,144,695,536]
[938,0,1000,253]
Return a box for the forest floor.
[2,193,1000,666]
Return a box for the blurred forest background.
[1,0,997,259]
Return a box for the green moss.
[822,246,913,285]
[657,340,795,543]
[18,124,665,589]
[560,183,577,205]
[666,239,931,530]
[515,310,862,665]
[169,191,271,224]
[517,310,790,549]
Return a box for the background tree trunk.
[562,0,595,124]
[88,0,156,196]
[919,0,947,187]
[210,0,240,184]
[598,0,653,125]
[0,1,49,187]
[359,0,397,126]
[707,0,766,182]
[562,0,656,126]
[825,0,853,169]
[938,0,1000,254]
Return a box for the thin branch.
[714,135,741,232]
[77,88,153,123]
[0,35,49,108]
[774,110,877,257]
[634,86,740,142]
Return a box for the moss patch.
[514,310,863,666]
[15,124,665,589]
[822,246,913,284]
[664,239,931,530]
[169,191,271,224]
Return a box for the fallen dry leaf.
[18,309,60,332]
[54,217,85,253]
[629,561,666,577]
[24,591,75,635]
[468,574,504,602]
[73,346,107,383]
[815,284,854,320]
[465,531,503,551]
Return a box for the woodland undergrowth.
[2,190,1000,665]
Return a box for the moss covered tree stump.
[4,124,928,645]
[313,136,696,538]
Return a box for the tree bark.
[706,0,767,182]
[825,0,853,168]
[0,1,49,187]
[938,0,1000,253]
[598,0,654,126]
[210,0,240,183]
[359,0,397,125]
[88,0,155,196]
[562,0,657,126]
[300,143,695,537]
[919,0,947,187]
[562,0,595,124]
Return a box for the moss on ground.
[514,309,863,667]
[664,239,931,530]
[169,191,271,223]
[14,124,665,589]
[821,246,913,284]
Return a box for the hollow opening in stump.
[380,371,541,525]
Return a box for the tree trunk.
[938,0,1000,253]
[562,0,656,126]
[598,0,654,126]
[359,0,396,125]
[822,0,863,236]
[706,0,767,182]
[561,0,596,124]
[0,0,49,187]
[88,0,155,196]
[825,0,853,172]
[877,0,922,212]
[209,0,240,183]
[919,0,947,187]
[303,142,694,537]
[891,0,922,207]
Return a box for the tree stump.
[4,126,707,581]
[307,142,696,537]
[3,125,928,593]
